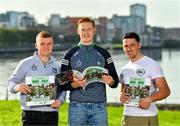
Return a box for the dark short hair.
[77,17,95,27]
[123,32,140,42]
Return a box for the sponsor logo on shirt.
[76,60,82,68]
[52,68,57,73]
[97,61,101,66]
[31,64,37,71]
[97,57,103,66]
[136,69,145,76]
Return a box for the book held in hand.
[56,70,73,85]
[25,76,55,106]
[124,77,151,106]
[56,66,109,89]
[73,66,109,89]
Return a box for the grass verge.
[0,100,180,126]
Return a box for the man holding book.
[60,17,119,126]
[8,31,66,126]
[119,32,170,126]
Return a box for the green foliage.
[0,29,18,47]
[0,100,180,126]
[112,44,123,49]
[0,28,40,48]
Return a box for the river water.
[0,48,179,104]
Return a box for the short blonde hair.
[36,31,53,42]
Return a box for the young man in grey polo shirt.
[8,31,66,126]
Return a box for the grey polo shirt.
[8,52,66,112]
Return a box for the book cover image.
[56,70,73,85]
[124,77,151,106]
[25,76,55,106]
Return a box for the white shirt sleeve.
[149,62,164,79]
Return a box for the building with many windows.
[0,11,37,29]
[130,3,146,25]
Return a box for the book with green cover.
[124,77,151,106]
[25,76,55,106]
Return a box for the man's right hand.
[16,83,31,94]
[71,76,86,88]
[120,92,131,104]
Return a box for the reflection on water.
[142,48,162,61]
[0,49,180,104]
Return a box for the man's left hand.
[139,97,152,109]
[51,100,61,109]
[102,75,114,86]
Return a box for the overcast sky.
[0,0,179,28]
